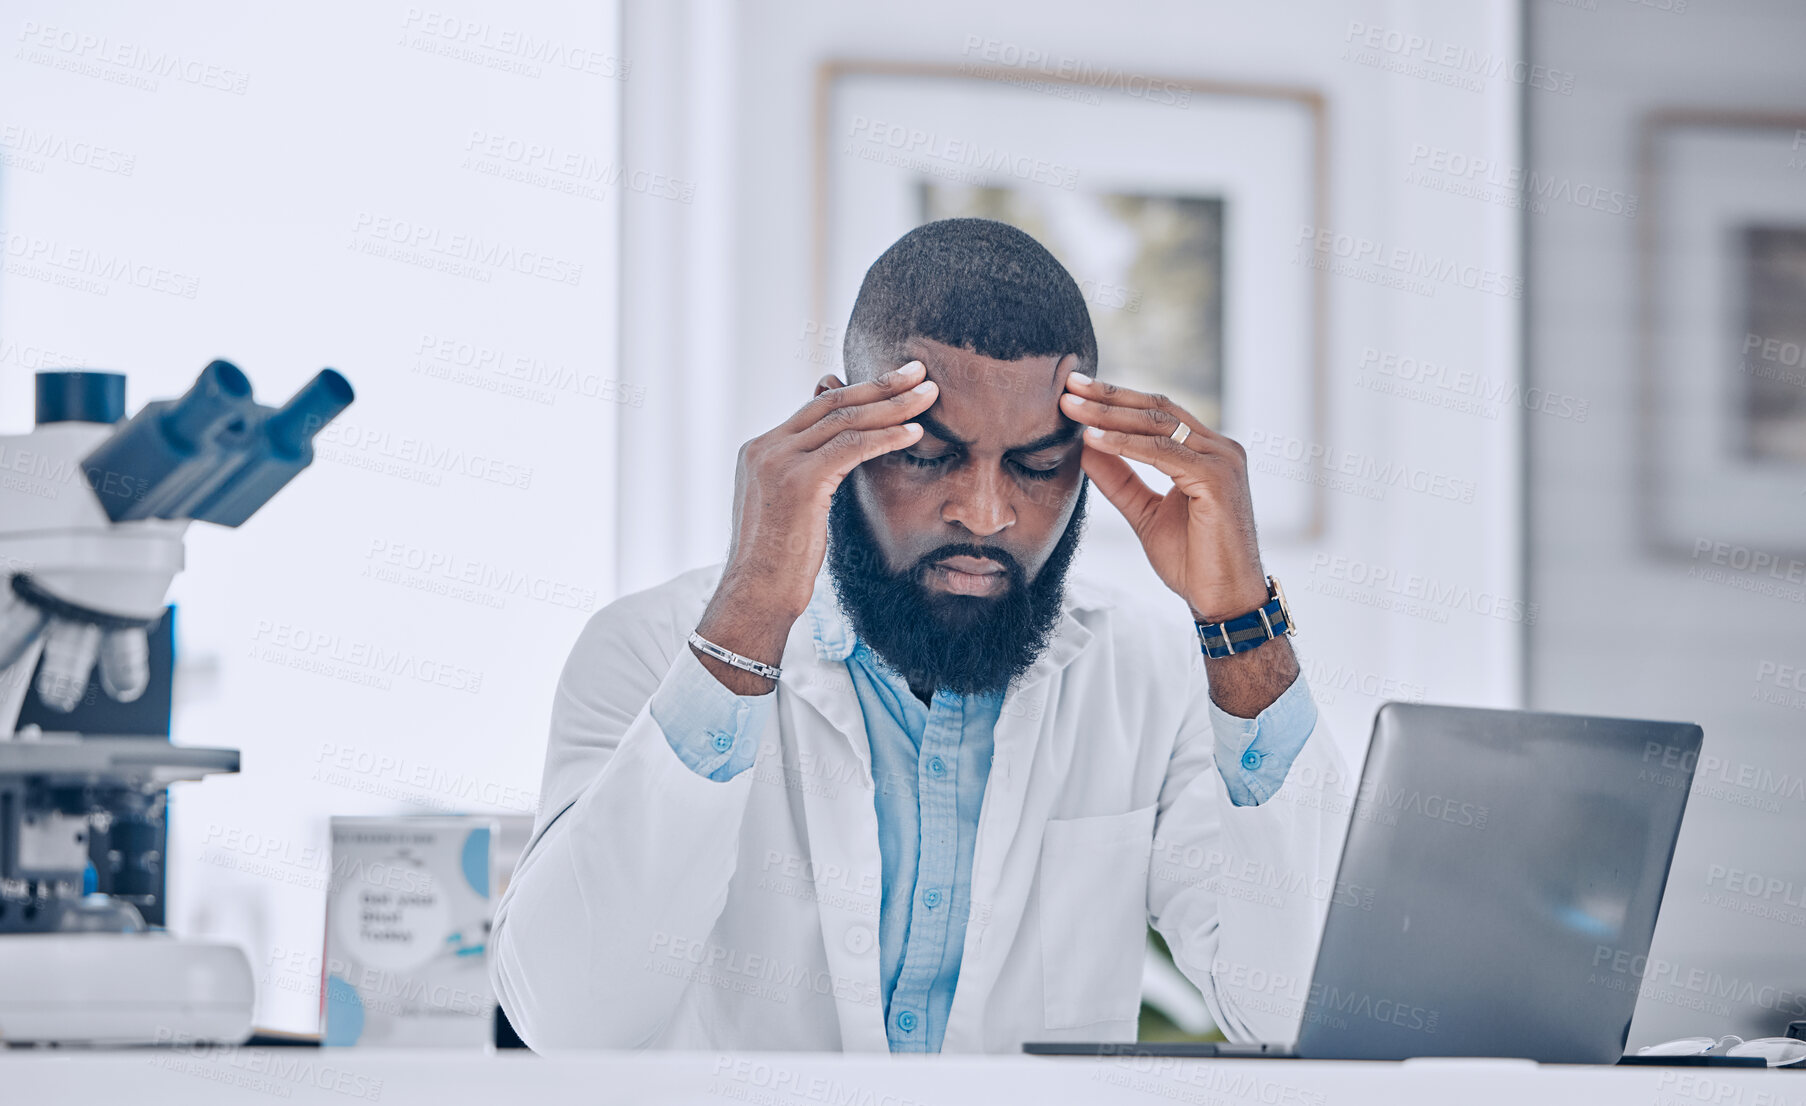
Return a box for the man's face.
[853,336,1086,591]
[824,336,1090,697]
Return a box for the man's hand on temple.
[693,360,938,695]
[1058,364,1298,718]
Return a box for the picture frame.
[1638,110,1806,558]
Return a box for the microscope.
[0,362,352,1046]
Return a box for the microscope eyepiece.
[158,360,252,451]
[80,360,353,525]
[264,369,355,457]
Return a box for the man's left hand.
[1058,366,1299,719]
[1058,368,1269,623]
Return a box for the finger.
[1079,448,1164,535]
[1063,374,1236,453]
[779,360,927,435]
[1062,370,1164,408]
[1081,424,1227,490]
[816,423,926,482]
[1059,391,1230,457]
[794,378,938,452]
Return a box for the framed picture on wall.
[1639,111,1806,557]
[813,61,1327,542]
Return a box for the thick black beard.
[825,476,1089,698]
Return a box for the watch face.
[1270,575,1296,634]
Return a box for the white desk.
[4,1050,1801,1106]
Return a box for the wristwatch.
[1195,575,1295,659]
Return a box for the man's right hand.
[691,360,938,694]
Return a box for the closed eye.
[1009,459,1061,480]
[899,451,1062,480]
[901,452,954,470]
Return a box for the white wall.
[1526,0,1806,1048]
[0,0,1546,1042]
[0,0,622,1033]
[624,0,1526,760]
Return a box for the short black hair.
[842,218,1098,382]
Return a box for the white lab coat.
[490,562,1353,1053]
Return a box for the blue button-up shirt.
[844,638,1001,1051]
[649,587,1318,1051]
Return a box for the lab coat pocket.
[1037,803,1158,1029]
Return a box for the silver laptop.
[1027,702,1703,1063]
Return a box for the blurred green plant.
[1139,927,1226,1043]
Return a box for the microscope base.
[0,932,254,1046]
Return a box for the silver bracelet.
[687,630,783,681]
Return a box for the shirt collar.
[803,566,858,662]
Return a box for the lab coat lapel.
[777,574,887,1050]
[779,572,872,782]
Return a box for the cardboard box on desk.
[322,816,498,1048]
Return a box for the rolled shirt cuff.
[650,642,775,781]
[1209,671,1320,807]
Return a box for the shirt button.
[897,1010,917,1033]
[712,732,733,753]
[843,925,874,954]
[1241,749,1262,771]
[928,756,946,775]
[923,888,942,908]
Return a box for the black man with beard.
[492,218,1349,1054]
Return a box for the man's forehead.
[900,336,1075,449]
[901,336,1065,392]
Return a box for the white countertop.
[3,1049,1800,1106]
